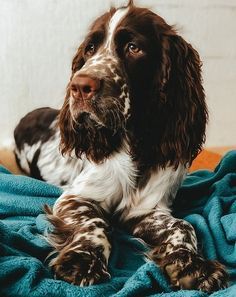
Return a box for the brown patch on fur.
[51,249,110,286]
[44,198,111,286]
[130,212,228,293]
[163,250,228,292]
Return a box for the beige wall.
[0,0,236,146]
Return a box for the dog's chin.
[73,111,105,128]
[76,111,93,124]
[73,110,125,136]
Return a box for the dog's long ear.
[59,44,85,156]
[71,44,85,77]
[157,32,208,166]
[63,42,85,102]
[127,0,134,7]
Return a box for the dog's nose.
[71,75,100,100]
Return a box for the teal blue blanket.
[1,151,236,297]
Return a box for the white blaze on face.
[77,6,130,73]
[105,6,130,51]
[75,7,130,75]
[72,6,131,120]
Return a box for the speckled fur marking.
[45,199,111,286]
[130,211,228,292]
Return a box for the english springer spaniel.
[14,0,228,292]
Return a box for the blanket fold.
[1,151,236,296]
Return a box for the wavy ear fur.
[156,31,208,167]
[59,44,85,156]
[71,45,85,77]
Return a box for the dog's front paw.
[162,250,228,293]
[51,250,110,286]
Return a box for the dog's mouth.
[75,111,106,130]
[69,93,93,114]
[69,93,126,134]
[70,94,106,128]
[76,112,90,124]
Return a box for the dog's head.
[59,1,208,167]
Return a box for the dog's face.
[59,2,207,167]
[68,5,163,131]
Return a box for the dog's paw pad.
[163,251,228,293]
[51,250,110,286]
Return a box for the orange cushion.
[189,149,222,172]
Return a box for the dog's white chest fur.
[54,144,186,220]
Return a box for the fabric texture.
[0,151,236,297]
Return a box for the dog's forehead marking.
[78,6,130,75]
[105,6,130,51]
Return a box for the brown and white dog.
[14,0,228,292]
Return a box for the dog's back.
[14,107,83,186]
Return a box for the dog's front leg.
[129,211,228,292]
[45,196,111,286]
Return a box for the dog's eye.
[85,43,96,56]
[127,42,143,56]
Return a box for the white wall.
[0,0,236,146]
